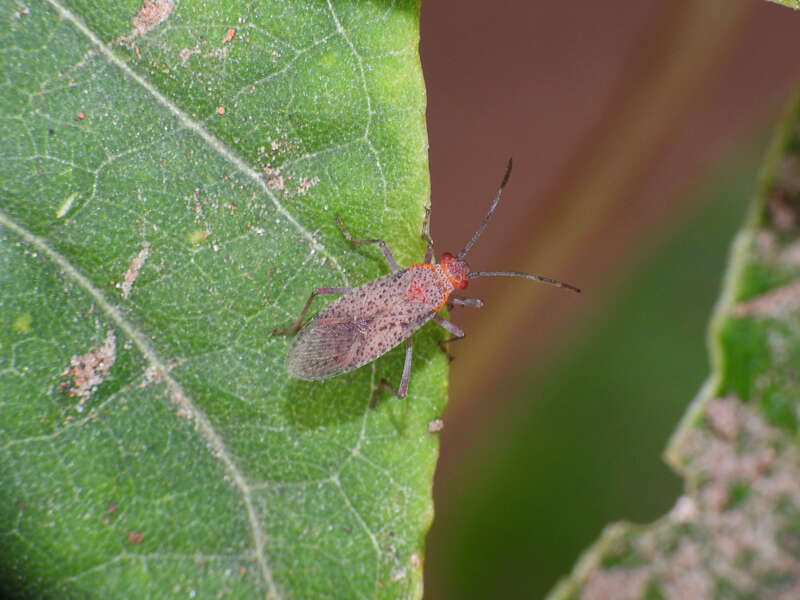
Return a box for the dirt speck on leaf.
[428,418,444,433]
[264,165,285,191]
[56,193,77,218]
[137,359,181,389]
[204,46,230,60]
[132,0,174,36]
[118,242,150,299]
[178,47,200,62]
[296,176,320,195]
[127,530,144,544]
[60,329,116,404]
[138,365,162,388]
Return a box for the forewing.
[286,271,437,380]
[286,314,365,380]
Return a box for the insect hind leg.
[370,338,413,407]
[433,314,465,338]
[335,217,399,271]
[271,286,354,335]
[433,314,465,362]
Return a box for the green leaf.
[546,89,800,599]
[0,1,439,598]
[766,0,800,9]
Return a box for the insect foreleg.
[370,338,413,407]
[449,296,484,308]
[271,286,354,335]
[335,217,399,271]
[421,206,434,264]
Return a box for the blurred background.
[419,1,800,598]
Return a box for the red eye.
[441,252,453,262]
[458,279,468,290]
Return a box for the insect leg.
[396,337,413,397]
[433,314,465,361]
[449,296,484,308]
[421,206,434,264]
[370,338,413,406]
[271,286,354,335]
[335,217,399,271]
[433,314,465,338]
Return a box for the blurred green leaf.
[434,135,762,599]
[547,90,800,599]
[0,1,439,598]
[766,0,800,9]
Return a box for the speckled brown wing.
[286,269,442,380]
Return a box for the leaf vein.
[0,209,280,598]
[326,0,388,203]
[43,0,347,287]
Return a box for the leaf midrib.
[0,207,278,594]
[6,0,341,593]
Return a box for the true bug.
[272,159,580,399]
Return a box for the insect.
[272,159,580,399]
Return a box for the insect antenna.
[467,270,581,293]
[457,158,513,260]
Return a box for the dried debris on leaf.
[60,330,116,404]
[132,0,174,37]
[117,0,174,46]
[117,242,150,299]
